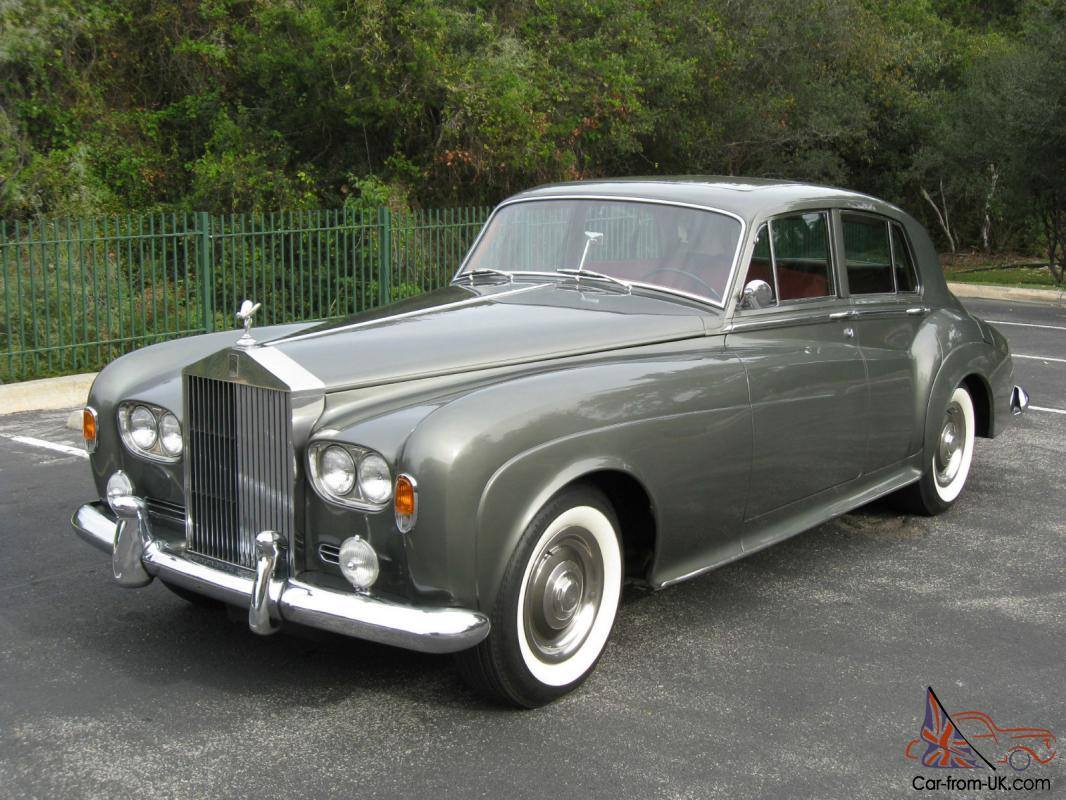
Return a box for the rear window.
[892,223,919,292]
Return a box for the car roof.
[507,176,906,224]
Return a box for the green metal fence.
[0,206,490,383]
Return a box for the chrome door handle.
[829,310,855,320]
[906,306,930,316]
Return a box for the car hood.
[258,281,711,392]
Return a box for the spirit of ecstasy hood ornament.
[235,299,262,347]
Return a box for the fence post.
[197,211,214,332]
[378,206,392,306]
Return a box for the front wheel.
[895,385,976,515]
[455,486,623,707]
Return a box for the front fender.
[398,341,750,610]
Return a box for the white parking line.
[989,319,1066,331]
[1,434,89,459]
[1031,405,1066,415]
[1014,354,1066,364]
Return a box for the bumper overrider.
[71,495,490,654]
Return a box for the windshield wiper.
[555,268,631,294]
[454,268,513,284]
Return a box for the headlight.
[358,453,392,504]
[159,413,183,456]
[308,442,393,509]
[321,445,356,495]
[118,402,183,462]
[129,406,158,450]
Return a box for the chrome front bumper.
[71,501,490,654]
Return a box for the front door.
[727,211,868,519]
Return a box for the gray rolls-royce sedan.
[71,178,1028,706]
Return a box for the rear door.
[836,212,927,471]
[727,210,868,520]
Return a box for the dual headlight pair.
[307,442,417,533]
[308,442,391,508]
[118,402,183,461]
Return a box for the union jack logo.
[920,687,994,770]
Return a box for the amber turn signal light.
[82,407,98,453]
[394,474,417,532]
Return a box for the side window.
[743,224,776,302]
[770,212,834,302]
[741,213,834,305]
[891,223,919,292]
[842,214,894,294]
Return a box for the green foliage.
[0,0,1063,279]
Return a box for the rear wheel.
[455,486,623,708]
[895,385,976,515]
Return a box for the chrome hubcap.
[935,402,967,487]
[523,526,603,663]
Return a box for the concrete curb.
[0,373,96,416]
[948,281,1065,305]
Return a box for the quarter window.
[892,223,919,292]
[741,212,834,304]
[842,214,894,294]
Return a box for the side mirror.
[741,279,773,310]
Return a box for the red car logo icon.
[906,708,1057,771]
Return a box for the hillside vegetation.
[2,0,1065,279]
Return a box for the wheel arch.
[475,453,660,613]
[922,341,1003,464]
[961,372,993,438]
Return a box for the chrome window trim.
[724,303,854,334]
[452,195,749,310]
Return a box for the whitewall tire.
[895,383,978,516]
[455,485,623,707]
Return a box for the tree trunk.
[921,182,956,252]
[981,163,998,254]
[1041,192,1065,285]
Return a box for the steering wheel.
[641,268,721,302]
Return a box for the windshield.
[459,199,743,304]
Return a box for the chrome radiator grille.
[185,375,294,569]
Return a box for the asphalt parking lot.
[0,296,1062,800]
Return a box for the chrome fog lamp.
[106,470,134,514]
[338,536,379,590]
